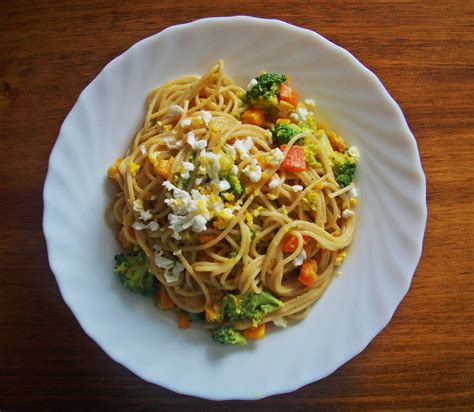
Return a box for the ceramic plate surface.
[43,16,427,400]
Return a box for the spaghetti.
[106,61,358,343]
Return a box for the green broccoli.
[222,291,283,326]
[212,327,247,345]
[225,173,244,196]
[331,151,357,188]
[113,250,157,295]
[271,123,304,145]
[245,73,287,110]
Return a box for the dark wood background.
[1,0,473,410]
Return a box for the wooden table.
[1,1,473,410]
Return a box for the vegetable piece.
[243,323,266,340]
[155,157,175,179]
[304,143,322,168]
[280,145,307,172]
[212,327,247,345]
[107,158,123,182]
[177,312,190,329]
[331,151,356,188]
[222,291,284,326]
[205,303,224,323]
[241,109,266,126]
[114,250,157,295]
[156,286,175,309]
[298,259,318,287]
[199,234,216,244]
[244,73,287,110]
[225,173,244,196]
[116,226,133,250]
[271,123,304,145]
[278,82,298,107]
[282,234,310,253]
[327,130,347,152]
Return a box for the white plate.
[43,16,427,400]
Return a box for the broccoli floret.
[271,123,304,145]
[114,250,157,295]
[331,151,356,188]
[225,173,244,196]
[245,73,287,110]
[222,291,283,326]
[304,143,322,167]
[212,327,247,345]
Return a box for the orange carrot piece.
[177,312,190,329]
[280,145,307,172]
[298,259,318,287]
[199,234,216,244]
[116,226,133,250]
[156,286,175,310]
[282,234,310,253]
[241,109,265,126]
[278,82,298,107]
[243,323,266,340]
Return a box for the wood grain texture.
[1,0,473,410]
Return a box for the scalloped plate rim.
[43,16,427,400]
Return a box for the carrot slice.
[156,286,175,310]
[298,259,318,287]
[243,323,266,340]
[280,145,306,172]
[241,109,265,126]
[278,82,298,107]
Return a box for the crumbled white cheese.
[293,248,307,267]
[140,210,153,222]
[290,106,309,122]
[232,164,239,175]
[216,179,231,192]
[195,176,205,185]
[291,185,304,193]
[179,161,195,179]
[168,104,184,117]
[266,148,284,167]
[342,209,355,218]
[197,151,221,182]
[219,208,234,220]
[153,244,184,284]
[132,220,159,231]
[243,159,262,183]
[247,78,258,91]
[272,317,288,328]
[132,199,143,212]
[268,176,280,189]
[132,221,148,231]
[233,137,253,160]
[350,185,359,198]
[147,221,159,231]
[200,110,212,126]
[186,131,207,151]
[163,137,182,149]
[162,181,211,237]
[180,118,192,128]
[304,98,316,107]
[140,144,147,155]
[348,146,360,160]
